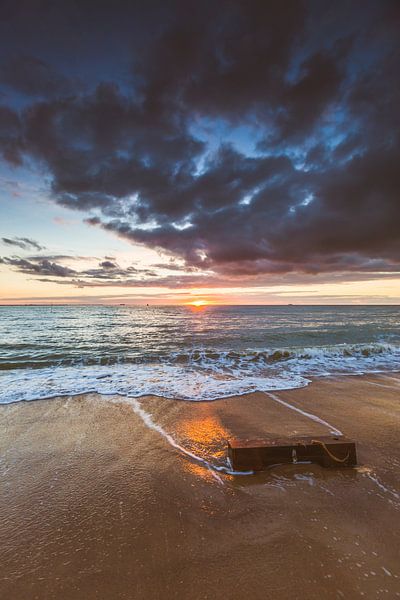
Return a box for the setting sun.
[189,299,208,307]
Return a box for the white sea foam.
[1,340,400,404]
[0,361,309,404]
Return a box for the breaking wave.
[1,342,399,404]
[1,341,398,370]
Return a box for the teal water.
[1,305,399,403]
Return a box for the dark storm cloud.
[1,236,44,251]
[0,0,399,282]
[1,55,75,98]
[0,105,23,164]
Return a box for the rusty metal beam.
[228,436,357,471]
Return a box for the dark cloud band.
[0,0,399,282]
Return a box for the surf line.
[124,396,253,478]
[265,392,343,437]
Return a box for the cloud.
[2,251,399,292]
[53,216,78,226]
[1,236,44,251]
[0,0,399,283]
[1,257,75,277]
[1,55,75,98]
[0,253,192,287]
[99,260,117,269]
[0,105,23,164]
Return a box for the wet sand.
[1,374,400,599]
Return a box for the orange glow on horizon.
[188,299,209,308]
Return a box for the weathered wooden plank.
[228,435,357,471]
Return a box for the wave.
[1,342,400,404]
[1,342,398,371]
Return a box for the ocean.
[1,304,400,404]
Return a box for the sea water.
[1,304,400,404]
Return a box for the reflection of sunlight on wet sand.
[182,456,235,485]
[176,408,229,460]
[174,406,234,482]
[183,461,216,483]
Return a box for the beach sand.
[1,374,400,599]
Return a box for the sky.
[0,0,400,305]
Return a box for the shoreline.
[1,373,400,599]
[1,367,400,407]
